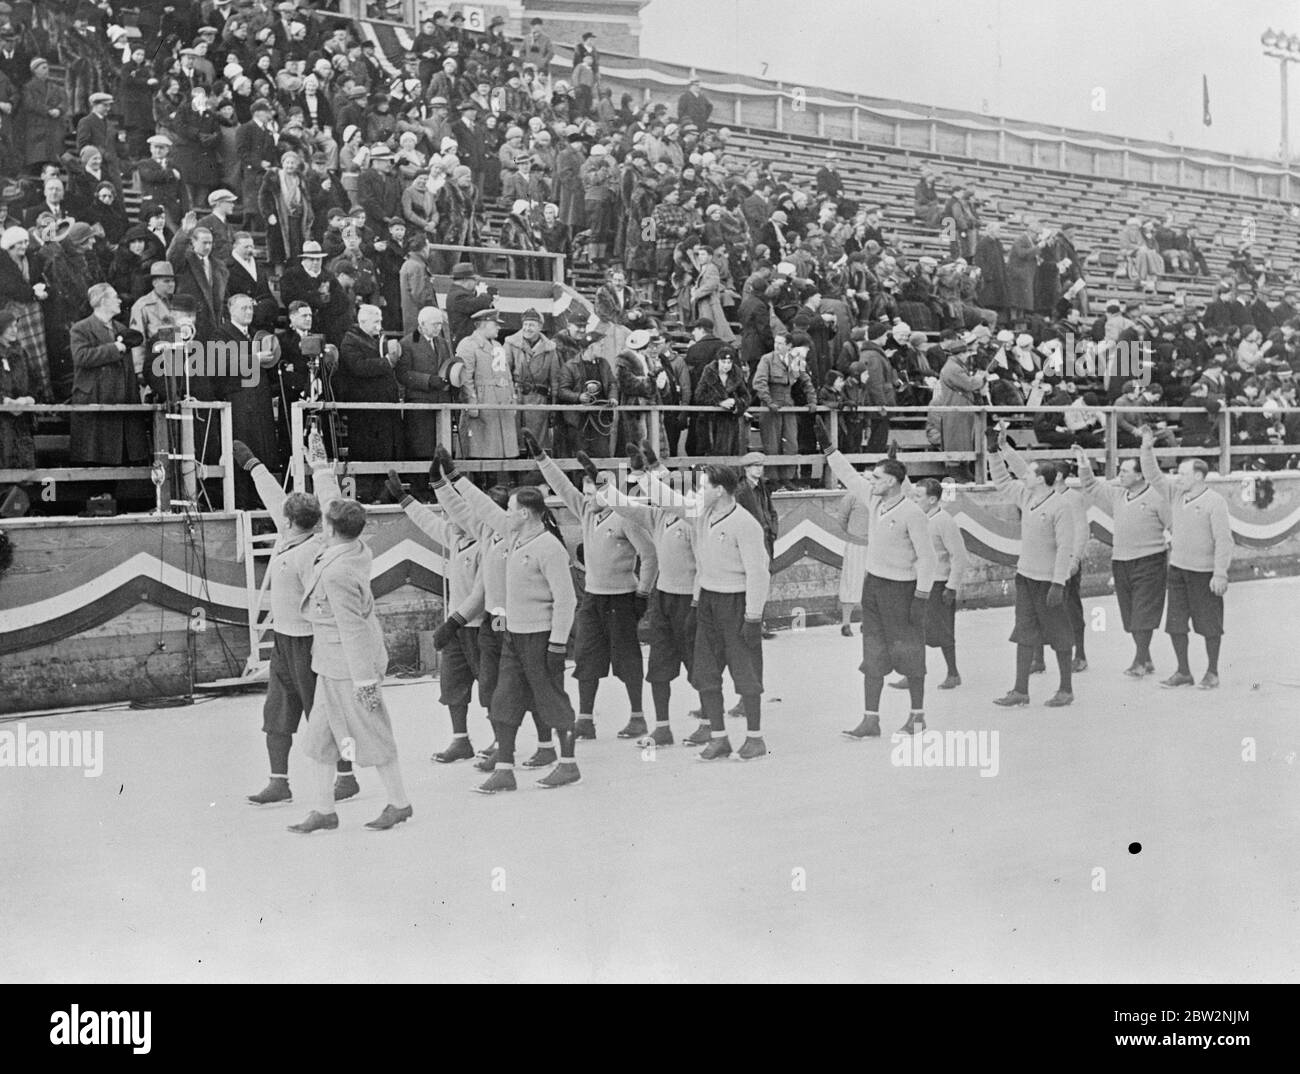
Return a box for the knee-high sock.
[701,688,725,732]
[1032,644,1045,667]
[651,680,671,724]
[1014,645,1034,694]
[494,721,518,766]
[941,644,958,677]
[864,675,884,714]
[532,712,553,744]
[623,673,644,714]
[1171,633,1191,674]
[311,759,336,815]
[449,702,469,735]
[578,678,598,716]
[1055,648,1073,694]
[1205,636,1221,675]
[556,727,576,760]
[1133,629,1153,664]
[743,694,762,733]
[374,760,409,809]
[908,675,925,711]
[267,732,291,778]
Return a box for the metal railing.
[0,401,237,510]
[285,399,1300,492]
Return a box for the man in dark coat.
[395,304,455,472]
[445,262,494,344]
[216,292,279,505]
[169,225,228,342]
[677,78,713,128]
[75,92,123,191]
[235,99,279,222]
[69,283,149,466]
[738,275,775,377]
[273,300,323,460]
[354,144,403,236]
[225,231,279,331]
[972,220,1008,315]
[334,303,402,502]
[279,241,352,346]
[138,134,187,228]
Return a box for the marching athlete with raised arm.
[1139,426,1233,688]
[813,422,937,738]
[237,429,361,806]
[1075,442,1171,677]
[595,445,699,747]
[522,428,658,742]
[987,426,1078,708]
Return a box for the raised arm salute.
[1075,442,1171,677]
[816,422,937,739]
[987,426,1078,708]
[1139,427,1232,688]
[524,427,657,742]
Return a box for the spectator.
[677,78,712,129]
[930,336,988,482]
[21,58,68,171]
[335,303,402,502]
[505,308,561,452]
[752,329,816,487]
[692,343,749,455]
[458,307,517,479]
[69,283,148,468]
[0,310,36,479]
[396,305,455,473]
[445,263,494,344]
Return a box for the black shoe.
[433,737,475,764]
[364,804,413,830]
[474,745,499,773]
[537,762,581,788]
[248,779,292,805]
[474,768,517,794]
[938,674,961,690]
[616,716,648,739]
[842,714,880,739]
[896,712,926,736]
[736,736,767,761]
[1028,660,1046,675]
[333,773,360,801]
[993,691,1031,707]
[697,737,732,761]
[761,628,776,640]
[1123,661,1151,678]
[840,624,853,637]
[475,741,497,759]
[1198,672,1220,689]
[574,718,597,740]
[288,810,338,834]
[1160,671,1195,688]
[726,701,745,718]
[1072,657,1088,673]
[1044,691,1074,707]
[887,677,909,690]
[521,746,557,768]
[636,725,674,747]
[683,722,712,747]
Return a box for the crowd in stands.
[1,0,1299,511]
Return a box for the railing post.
[219,402,235,511]
[151,407,171,509]
[179,400,198,504]
[290,401,306,492]
[552,253,564,286]
[1219,408,1233,475]
[974,408,988,482]
[437,405,453,455]
[647,405,662,458]
[822,406,838,488]
[1104,408,1118,478]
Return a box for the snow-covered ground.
[3,579,1297,983]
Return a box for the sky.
[638,0,1296,161]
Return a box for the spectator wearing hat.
[69,282,149,469]
[457,307,517,476]
[613,327,662,454]
[1005,217,1041,320]
[930,335,988,482]
[354,142,402,239]
[235,99,280,220]
[500,198,543,280]
[752,328,816,486]
[195,188,239,265]
[117,44,158,161]
[328,223,380,308]
[450,100,488,194]
[445,262,494,344]
[554,323,613,457]
[170,85,223,211]
[692,344,750,455]
[259,148,312,267]
[522,19,555,72]
[913,164,943,227]
[572,50,597,118]
[0,25,31,93]
[687,240,736,345]
[505,308,560,451]
[280,240,351,346]
[553,130,586,241]
[972,220,1008,316]
[677,77,712,130]
[0,225,49,400]
[128,261,177,399]
[757,209,790,262]
[42,221,106,400]
[21,58,68,169]
[76,92,122,191]
[108,224,154,309]
[435,164,480,272]
[218,293,281,506]
[572,32,601,79]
